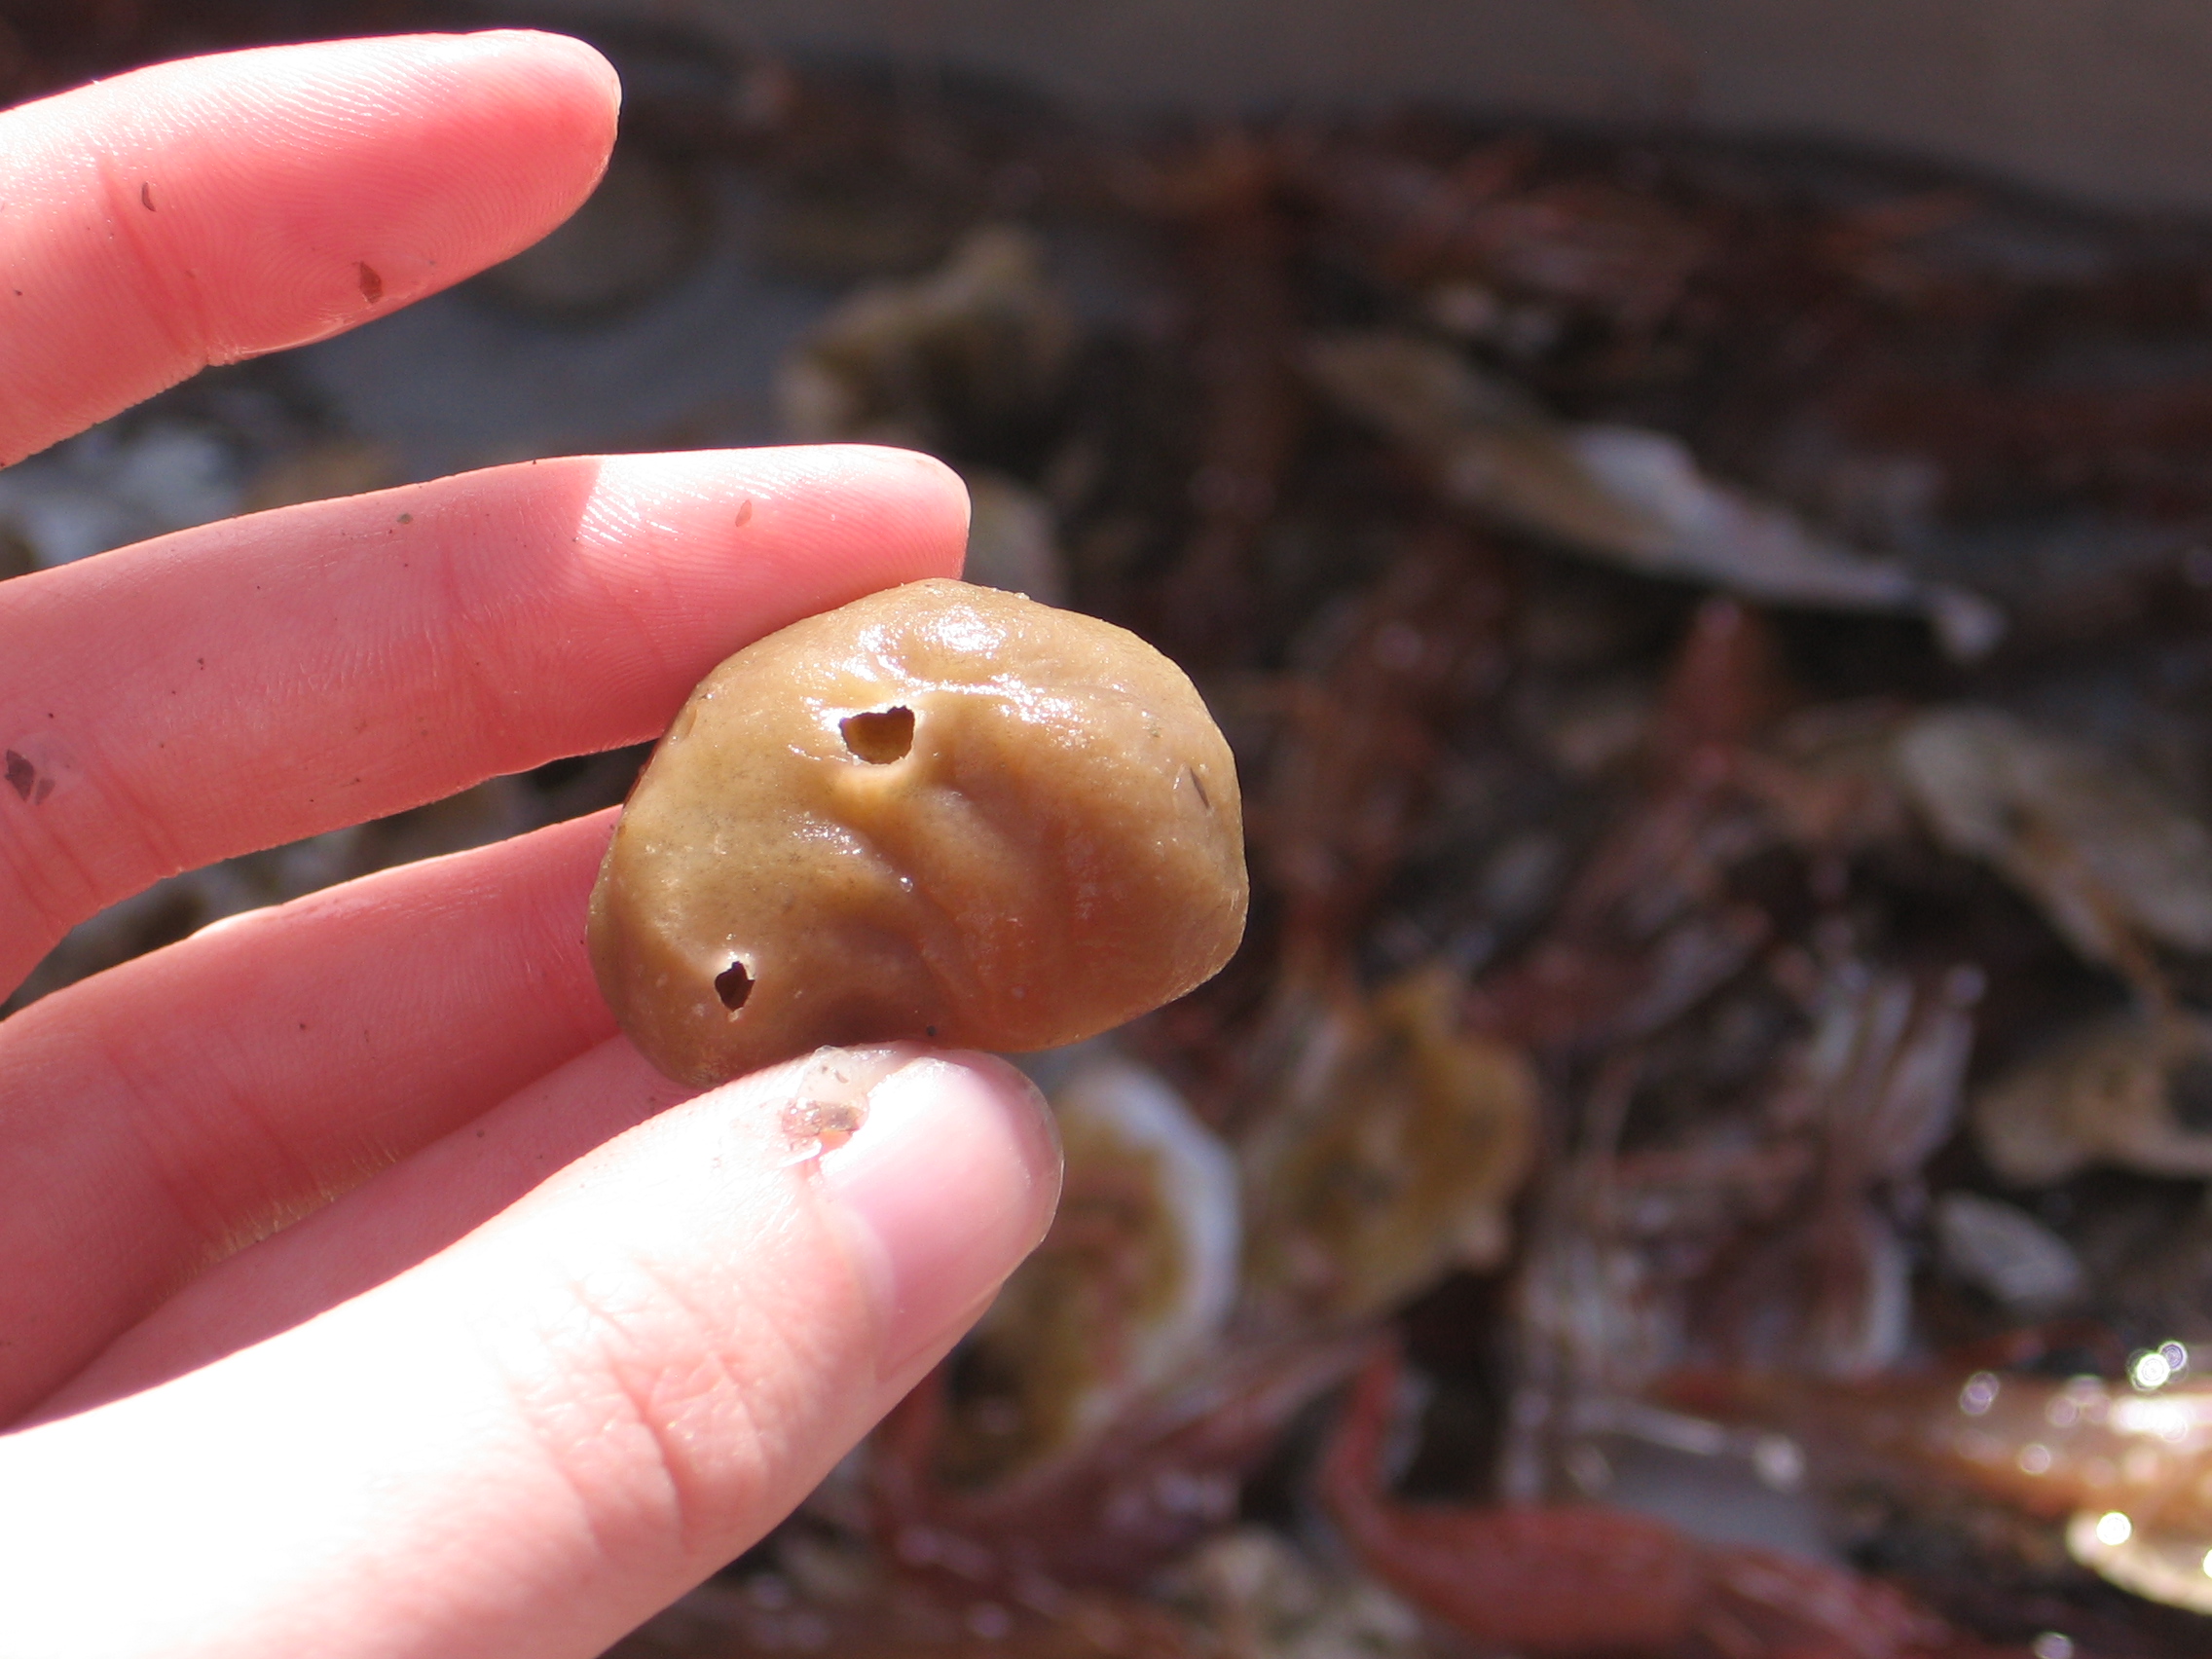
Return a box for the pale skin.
[0,31,1062,1659]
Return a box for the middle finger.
[0,443,969,992]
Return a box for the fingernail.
[816,1051,1061,1378]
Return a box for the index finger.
[0,30,620,465]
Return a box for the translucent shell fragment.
[944,1057,1241,1485]
[589,578,1248,1087]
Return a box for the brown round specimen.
[589,577,1248,1088]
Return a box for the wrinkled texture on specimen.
[590,578,1248,1087]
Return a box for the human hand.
[0,32,1059,1658]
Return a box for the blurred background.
[10,4,2212,1656]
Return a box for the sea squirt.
[589,578,1248,1087]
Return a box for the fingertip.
[794,444,975,548]
[818,1050,1063,1379]
[461,28,623,141]
[0,31,631,459]
[824,445,976,580]
[871,444,975,535]
[578,445,973,611]
[576,446,971,603]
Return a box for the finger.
[3,1047,1061,1659]
[0,31,619,465]
[0,811,618,1422]
[37,1036,684,1419]
[0,444,971,989]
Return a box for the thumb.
[0,1045,1060,1659]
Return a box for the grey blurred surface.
[498,0,2212,215]
[291,171,826,478]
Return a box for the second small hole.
[715,960,754,1013]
